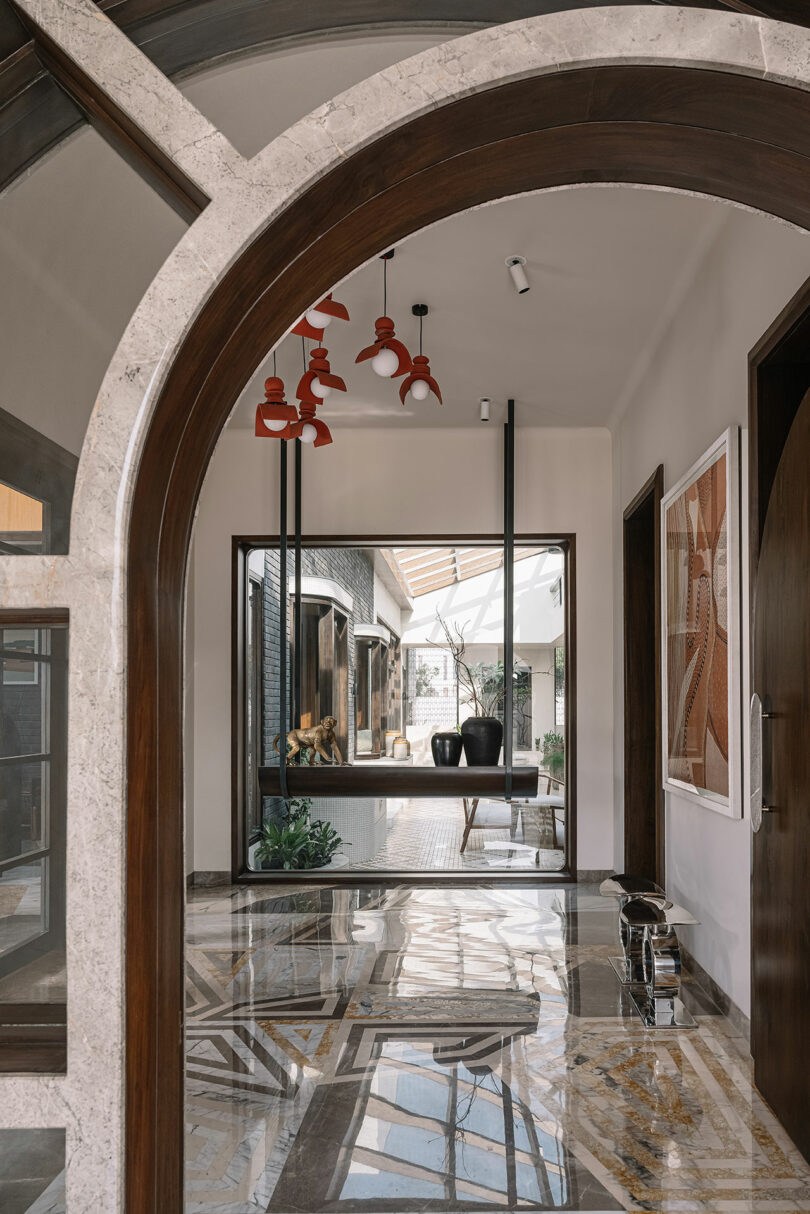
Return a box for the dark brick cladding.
[258,546,374,829]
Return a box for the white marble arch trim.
[3,8,810,1211]
[11,0,246,200]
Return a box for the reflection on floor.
[345,798,565,872]
[185,885,810,1212]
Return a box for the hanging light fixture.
[356,251,412,379]
[291,340,341,447]
[400,303,442,405]
[292,292,350,342]
[254,354,297,439]
[296,343,346,404]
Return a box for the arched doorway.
[99,10,810,1207]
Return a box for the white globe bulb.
[311,379,331,400]
[263,417,288,432]
[371,347,399,377]
[300,423,318,444]
[409,378,430,401]
[305,308,332,329]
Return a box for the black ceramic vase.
[431,731,463,767]
[460,716,503,766]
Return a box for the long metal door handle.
[750,693,776,832]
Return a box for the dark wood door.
[623,467,664,884]
[752,387,810,1162]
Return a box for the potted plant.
[255,798,347,870]
[542,730,565,779]
[433,614,504,765]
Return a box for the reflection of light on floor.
[336,1045,570,1208]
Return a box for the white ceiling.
[230,185,731,432]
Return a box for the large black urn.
[460,716,503,766]
[431,731,463,766]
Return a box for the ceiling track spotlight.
[399,304,442,405]
[356,250,412,378]
[506,255,530,294]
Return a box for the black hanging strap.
[504,400,515,801]
[278,439,290,802]
[293,438,302,732]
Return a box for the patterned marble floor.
[185,885,810,1213]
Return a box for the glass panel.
[0,1128,65,1211]
[512,546,567,872]
[0,619,66,1064]
[0,760,49,863]
[0,483,44,554]
[0,857,46,960]
[1,637,50,758]
[243,544,567,874]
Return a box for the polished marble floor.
[185,884,810,1212]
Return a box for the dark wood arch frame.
[126,63,810,1210]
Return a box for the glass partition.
[240,542,568,875]
[0,614,67,1071]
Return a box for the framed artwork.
[661,428,742,817]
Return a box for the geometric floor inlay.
[185,884,810,1212]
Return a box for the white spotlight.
[480,398,491,423]
[506,255,529,295]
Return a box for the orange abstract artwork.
[665,452,729,797]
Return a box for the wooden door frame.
[622,466,664,885]
[125,63,810,1210]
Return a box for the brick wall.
[257,546,375,834]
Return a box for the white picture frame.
[661,427,742,818]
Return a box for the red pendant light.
[254,372,297,439]
[296,345,346,405]
[290,400,333,447]
[355,251,412,379]
[399,303,442,405]
[292,292,350,342]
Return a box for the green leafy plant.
[414,661,440,698]
[255,799,346,870]
[542,730,565,776]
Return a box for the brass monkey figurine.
[273,716,345,766]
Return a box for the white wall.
[612,207,810,1018]
[188,424,613,873]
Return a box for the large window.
[0,613,67,1072]
[237,541,571,877]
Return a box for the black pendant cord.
[278,439,290,802]
[504,399,515,800]
[293,437,302,733]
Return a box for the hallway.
[184,885,810,1212]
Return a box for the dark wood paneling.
[623,467,664,884]
[258,764,540,799]
[752,387,810,1163]
[125,64,810,1210]
[748,275,810,589]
